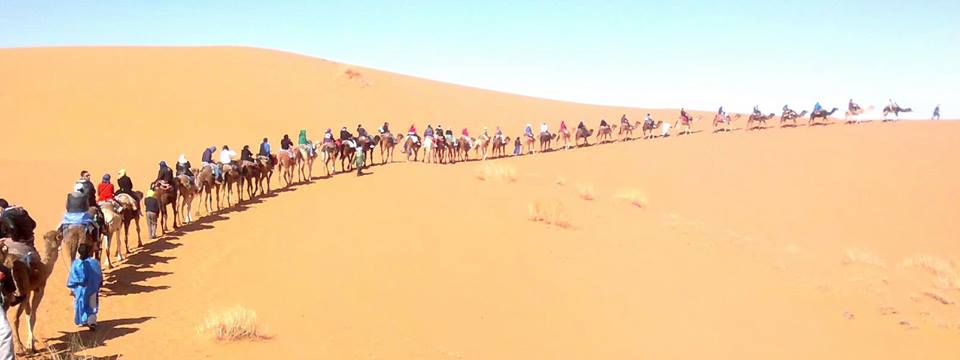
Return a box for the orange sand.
[1,47,958,358]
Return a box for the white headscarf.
[178,154,188,165]
[73,183,84,192]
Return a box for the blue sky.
[2,0,957,118]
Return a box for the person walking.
[67,243,102,331]
[144,190,159,239]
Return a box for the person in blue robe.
[67,243,102,331]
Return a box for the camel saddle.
[1,238,41,276]
[156,180,172,191]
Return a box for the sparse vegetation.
[198,306,269,342]
[615,189,647,208]
[528,200,572,229]
[475,164,518,182]
[577,185,595,200]
[902,255,960,290]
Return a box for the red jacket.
[97,182,115,202]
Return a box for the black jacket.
[156,167,175,185]
[241,148,254,162]
[201,148,215,163]
[79,180,96,207]
[0,206,36,241]
[117,175,133,193]
[66,191,88,213]
[339,130,353,141]
[281,137,293,150]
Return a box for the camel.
[59,211,97,276]
[403,136,421,162]
[97,201,123,268]
[676,115,700,136]
[339,140,357,170]
[457,136,472,162]
[642,120,662,138]
[618,121,636,140]
[491,136,511,158]
[256,155,275,194]
[319,142,338,176]
[378,133,399,164]
[154,181,179,235]
[240,161,262,200]
[843,105,872,124]
[538,132,556,152]
[713,113,741,132]
[746,113,776,130]
[220,163,242,206]
[575,127,594,147]
[175,174,197,224]
[557,129,572,150]
[882,105,912,121]
[195,165,221,215]
[809,107,839,125]
[420,136,435,163]
[474,135,490,160]
[114,192,143,251]
[276,149,298,187]
[297,143,317,183]
[2,231,62,354]
[596,124,615,143]
[780,110,808,127]
[432,136,448,163]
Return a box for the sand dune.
[1,47,958,358]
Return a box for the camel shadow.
[45,316,154,359]
[101,236,178,297]
[780,124,799,128]
[808,122,835,127]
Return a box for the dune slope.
[0,47,957,358]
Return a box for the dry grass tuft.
[901,255,960,290]
[43,334,99,360]
[577,185,595,200]
[198,306,270,342]
[615,189,648,208]
[528,200,572,229]
[843,249,887,268]
[476,164,518,182]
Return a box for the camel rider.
[357,124,369,139]
[540,122,549,135]
[752,106,761,116]
[494,126,503,140]
[680,109,691,123]
[524,124,534,139]
[444,129,455,145]
[424,125,434,140]
[933,105,941,120]
[0,199,37,247]
[378,122,390,134]
[620,114,630,127]
[577,121,587,132]
[201,145,222,183]
[96,174,114,204]
[219,145,237,180]
[258,138,271,159]
[782,104,791,113]
[280,134,294,151]
[153,161,176,190]
[813,102,823,113]
[599,119,609,129]
[461,127,469,138]
[176,154,194,178]
[718,106,724,116]
[849,99,861,112]
[888,98,898,110]
[77,171,96,208]
[114,169,139,213]
[62,183,101,244]
[559,121,568,134]
[403,124,419,153]
[644,114,654,126]
[339,127,353,141]
[298,129,315,157]
[436,125,444,139]
[240,145,255,163]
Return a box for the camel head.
[901,107,913,113]
[43,229,63,251]
[829,107,839,114]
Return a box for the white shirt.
[540,123,548,132]
[661,122,671,135]
[220,149,236,164]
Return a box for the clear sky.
[2,0,957,118]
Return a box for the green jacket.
[298,130,309,145]
[354,149,365,166]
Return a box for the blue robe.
[67,258,102,325]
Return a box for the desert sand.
[1,47,958,358]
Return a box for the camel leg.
[13,299,26,353]
[27,288,43,353]
[104,233,113,268]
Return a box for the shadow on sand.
[43,316,154,359]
